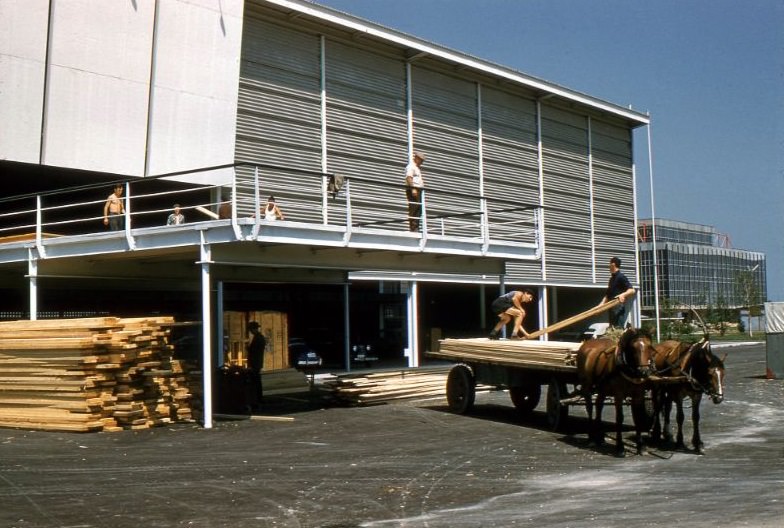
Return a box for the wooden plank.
[525,298,621,340]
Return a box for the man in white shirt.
[405,151,426,232]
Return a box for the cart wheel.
[446,364,475,414]
[631,388,655,432]
[510,384,541,416]
[546,378,569,431]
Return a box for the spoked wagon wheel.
[446,364,476,414]
[546,378,569,432]
[509,384,541,416]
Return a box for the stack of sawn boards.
[0,316,196,433]
[324,366,452,405]
[431,338,582,372]
[323,366,493,406]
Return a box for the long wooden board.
[524,297,622,340]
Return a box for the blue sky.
[315,0,784,300]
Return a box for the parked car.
[288,338,322,368]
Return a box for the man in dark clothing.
[489,289,536,339]
[599,257,636,328]
[247,321,266,410]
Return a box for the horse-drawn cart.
[427,338,581,431]
[427,336,661,433]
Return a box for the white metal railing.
[0,163,540,250]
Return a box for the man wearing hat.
[405,151,426,231]
[246,321,266,410]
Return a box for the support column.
[28,250,38,320]
[216,281,224,367]
[405,280,420,368]
[200,236,213,429]
[479,284,486,330]
[498,276,506,338]
[539,286,549,341]
[344,282,351,372]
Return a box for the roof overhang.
[258,0,650,128]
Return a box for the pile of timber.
[429,338,582,372]
[323,366,488,406]
[0,316,196,433]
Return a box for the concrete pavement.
[1,344,782,527]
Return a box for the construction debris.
[0,316,197,433]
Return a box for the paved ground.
[1,343,782,528]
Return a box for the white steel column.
[200,234,213,429]
[587,116,597,283]
[477,83,489,250]
[405,280,420,368]
[320,35,329,224]
[28,250,38,320]
[539,286,549,341]
[536,99,547,280]
[406,62,413,159]
[646,124,661,340]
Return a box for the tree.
[735,269,762,337]
[707,295,730,336]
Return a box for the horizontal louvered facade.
[236,1,647,293]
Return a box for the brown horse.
[651,338,726,454]
[576,328,655,456]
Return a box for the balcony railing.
[0,163,540,259]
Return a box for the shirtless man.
[103,184,125,231]
[489,289,536,340]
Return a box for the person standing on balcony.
[262,195,284,221]
[599,256,636,328]
[489,289,536,339]
[166,204,185,225]
[405,151,425,232]
[103,184,125,231]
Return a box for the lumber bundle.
[0,316,197,433]
[430,338,581,372]
[322,366,491,406]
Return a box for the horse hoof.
[615,449,626,458]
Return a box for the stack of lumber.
[430,338,582,372]
[323,367,451,406]
[322,366,492,406]
[0,316,197,433]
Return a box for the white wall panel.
[0,0,48,162]
[43,0,154,174]
[44,66,150,173]
[147,0,243,178]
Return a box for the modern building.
[638,218,767,311]
[0,0,652,423]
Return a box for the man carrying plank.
[488,289,536,340]
[599,256,636,328]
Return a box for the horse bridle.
[662,341,723,400]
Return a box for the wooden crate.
[223,311,289,371]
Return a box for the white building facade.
[0,0,651,378]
